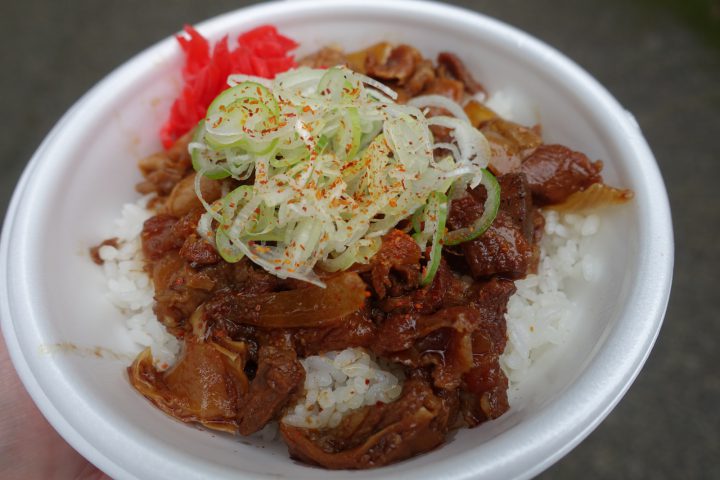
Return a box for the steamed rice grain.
[98,196,180,369]
[283,348,403,429]
[500,210,601,383]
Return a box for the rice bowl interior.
[0,2,672,480]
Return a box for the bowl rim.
[0,1,673,479]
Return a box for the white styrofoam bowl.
[0,1,673,479]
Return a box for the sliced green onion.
[190,66,492,285]
[189,122,231,180]
[321,237,381,272]
[444,169,500,246]
[215,228,244,263]
[411,205,425,235]
[207,134,279,156]
[421,191,448,286]
[213,186,253,262]
[270,146,309,168]
[219,186,253,220]
[333,107,361,161]
[317,67,361,104]
[205,82,279,147]
[315,134,330,154]
[408,94,471,124]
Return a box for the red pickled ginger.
[160,25,298,149]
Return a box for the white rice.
[97,196,180,369]
[482,88,539,127]
[98,198,599,426]
[283,348,403,429]
[500,210,601,383]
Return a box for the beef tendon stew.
[93,27,632,469]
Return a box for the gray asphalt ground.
[1,1,718,478]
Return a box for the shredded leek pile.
[191,66,496,286]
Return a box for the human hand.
[0,329,111,479]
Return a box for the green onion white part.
[191,66,493,286]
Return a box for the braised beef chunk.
[437,52,486,95]
[375,307,477,355]
[298,46,348,69]
[373,279,513,393]
[448,173,538,279]
[136,130,193,196]
[378,259,470,315]
[225,259,281,296]
[143,208,289,335]
[480,118,544,175]
[461,353,509,425]
[461,172,537,242]
[462,326,510,425]
[366,44,422,84]
[462,278,514,425]
[170,209,204,239]
[203,272,367,329]
[293,309,376,357]
[461,214,533,279]
[129,328,302,436]
[467,278,515,352]
[166,173,223,218]
[141,214,182,261]
[141,210,205,262]
[151,252,214,333]
[280,379,456,469]
[423,77,465,103]
[418,259,469,310]
[179,234,221,267]
[374,313,421,354]
[497,173,535,241]
[366,230,421,299]
[421,76,466,144]
[405,59,436,96]
[447,194,485,233]
[237,335,304,435]
[521,144,603,205]
[128,336,250,434]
